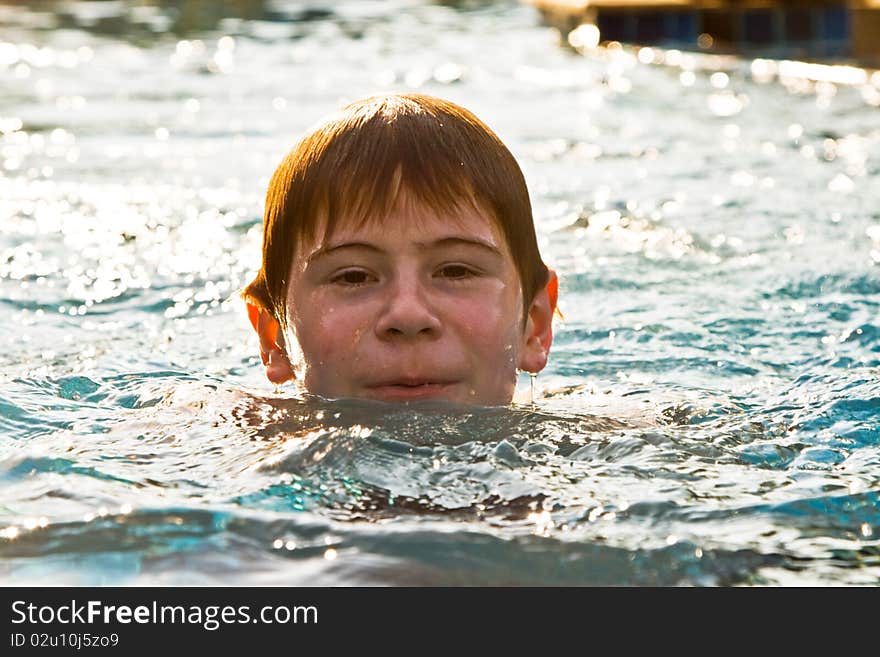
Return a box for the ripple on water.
[771,273,880,300]
[0,506,794,586]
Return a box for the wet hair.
[242,92,549,327]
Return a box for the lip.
[364,380,458,402]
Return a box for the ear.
[246,302,295,384]
[516,268,558,374]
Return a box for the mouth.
[364,379,458,402]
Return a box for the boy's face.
[266,195,551,405]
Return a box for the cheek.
[291,299,370,364]
[452,295,522,361]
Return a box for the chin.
[360,384,515,407]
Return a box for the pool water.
[1,0,879,585]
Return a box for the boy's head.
[243,93,557,405]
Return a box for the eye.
[436,264,477,280]
[330,269,374,286]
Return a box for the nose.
[374,274,442,341]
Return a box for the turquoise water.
[1,0,879,585]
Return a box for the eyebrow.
[305,236,504,265]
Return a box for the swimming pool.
[1,0,878,585]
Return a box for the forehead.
[298,192,510,256]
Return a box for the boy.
[243,93,557,406]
